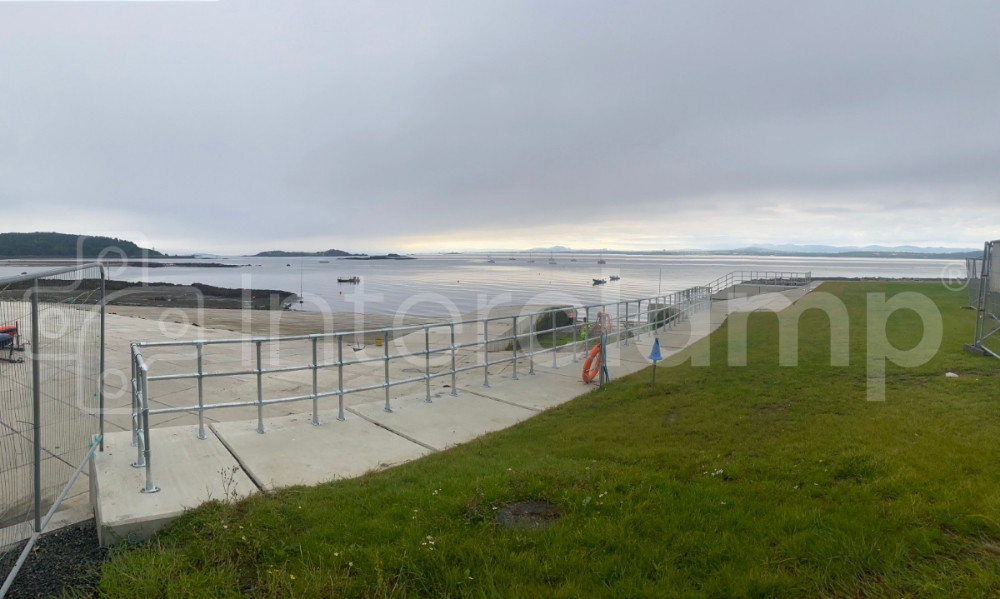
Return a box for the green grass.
[92,283,1000,598]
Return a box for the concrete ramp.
[95,426,255,544]
[348,391,536,451]
[211,413,430,490]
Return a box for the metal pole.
[617,302,621,347]
[99,267,105,452]
[383,329,392,412]
[483,319,490,387]
[311,336,319,425]
[256,340,264,434]
[130,345,138,448]
[140,366,158,493]
[197,343,205,439]
[337,334,346,420]
[572,310,578,362]
[425,325,432,402]
[511,315,519,380]
[450,323,458,395]
[31,279,41,532]
[528,313,535,375]
[550,310,558,369]
[624,302,629,346]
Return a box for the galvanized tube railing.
[128,276,790,493]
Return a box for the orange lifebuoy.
[582,344,601,383]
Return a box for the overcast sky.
[1,1,997,254]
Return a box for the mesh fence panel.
[0,266,102,593]
[975,242,1000,358]
[967,257,982,308]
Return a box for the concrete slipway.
[87,284,820,544]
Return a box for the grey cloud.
[1,1,997,252]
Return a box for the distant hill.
[0,232,163,258]
[749,243,981,254]
[252,249,362,258]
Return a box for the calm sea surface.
[0,254,967,317]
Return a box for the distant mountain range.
[507,244,982,260]
[748,244,980,254]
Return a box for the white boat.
[548,252,556,265]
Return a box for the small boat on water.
[597,252,606,265]
[337,276,361,283]
[319,260,329,263]
[609,275,620,281]
[527,252,535,263]
[487,254,495,264]
[509,252,516,261]
[548,252,556,265]
[593,278,607,285]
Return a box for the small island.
[251,249,363,258]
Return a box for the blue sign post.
[648,338,662,384]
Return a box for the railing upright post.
[425,325,432,402]
[617,302,621,347]
[130,345,138,448]
[383,329,392,412]
[483,318,490,387]
[311,336,319,425]
[528,313,535,375]
[256,340,264,434]
[140,366,158,493]
[624,302,629,346]
[197,343,206,439]
[511,315,519,380]
[551,310,557,369]
[337,334,346,420]
[450,323,458,394]
[572,310,578,362]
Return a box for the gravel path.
[1,519,107,598]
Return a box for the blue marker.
[649,338,662,384]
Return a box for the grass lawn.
[92,282,1000,598]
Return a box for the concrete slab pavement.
[210,412,430,490]
[94,426,255,544]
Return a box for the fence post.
[197,343,206,439]
[425,325,432,402]
[511,315,519,380]
[256,340,264,434]
[337,334,346,420]
[528,313,535,375]
[99,267,105,452]
[311,336,319,425]
[383,328,392,412]
[483,318,490,388]
[31,279,41,531]
[450,322,458,395]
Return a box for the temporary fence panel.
[967,257,983,309]
[974,242,1000,359]
[0,264,104,597]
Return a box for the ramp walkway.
[92,279,818,543]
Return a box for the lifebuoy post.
[648,338,662,384]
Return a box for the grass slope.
[93,283,1000,598]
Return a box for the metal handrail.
[128,271,806,492]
